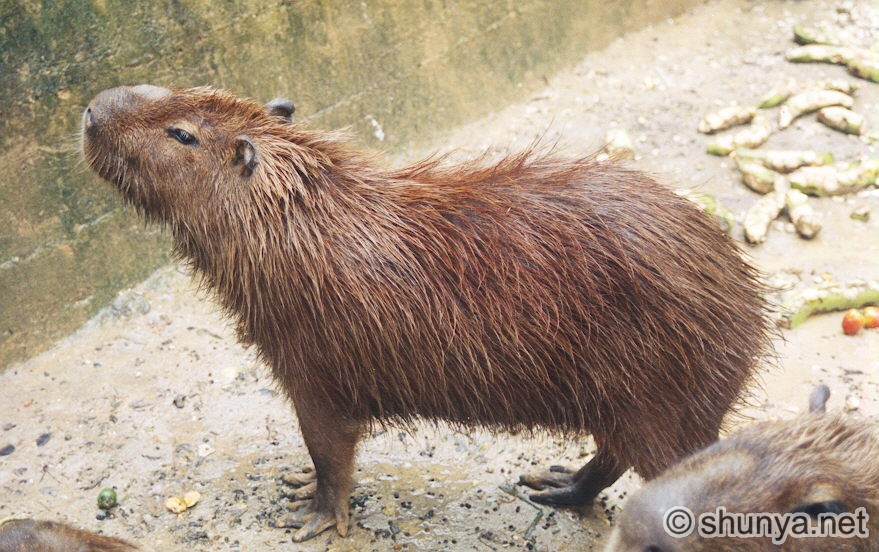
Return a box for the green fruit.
[97,488,117,510]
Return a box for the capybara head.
[82,85,296,225]
[606,386,879,552]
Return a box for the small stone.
[845,395,860,412]
[0,444,14,456]
[36,432,51,447]
[172,394,186,408]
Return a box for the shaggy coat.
[83,85,772,540]
[0,519,137,552]
[607,388,879,551]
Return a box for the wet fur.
[83,86,772,527]
[608,393,879,551]
[0,519,136,552]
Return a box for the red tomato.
[842,309,866,336]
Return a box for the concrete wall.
[0,0,700,368]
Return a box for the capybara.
[606,385,879,551]
[82,85,771,541]
[0,519,137,552]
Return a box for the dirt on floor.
[1,1,877,550]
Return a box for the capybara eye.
[166,127,198,146]
[791,500,848,517]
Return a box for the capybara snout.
[84,84,171,128]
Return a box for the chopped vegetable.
[734,148,834,173]
[737,159,781,194]
[785,189,822,239]
[698,106,756,134]
[744,186,788,244]
[677,191,736,234]
[817,107,864,135]
[779,280,879,329]
[785,45,856,64]
[789,158,879,196]
[778,90,853,129]
[707,115,773,155]
[847,56,879,83]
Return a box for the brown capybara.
[606,385,879,551]
[0,519,137,552]
[81,85,771,542]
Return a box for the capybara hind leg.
[523,448,627,506]
[635,418,722,480]
[286,401,363,542]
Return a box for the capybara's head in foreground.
[606,386,879,552]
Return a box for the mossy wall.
[0,0,699,368]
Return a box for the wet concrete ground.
[1,0,877,550]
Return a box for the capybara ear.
[265,98,296,122]
[808,384,831,413]
[233,135,257,177]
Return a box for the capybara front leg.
[519,447,627,506]
[281,401,362,542]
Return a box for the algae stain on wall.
[0,0,699,369]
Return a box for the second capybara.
[606,385,879,551]
[0,519,137,552]
[81,85,772,541]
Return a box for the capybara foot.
[520,466,598,505]
[528,483,600,506]
[281,469,316,488]
[281,470,317,500]
[521,452,626,507]
[294,480,317,499]
[276,498,349,542]
[518,465,575,490]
